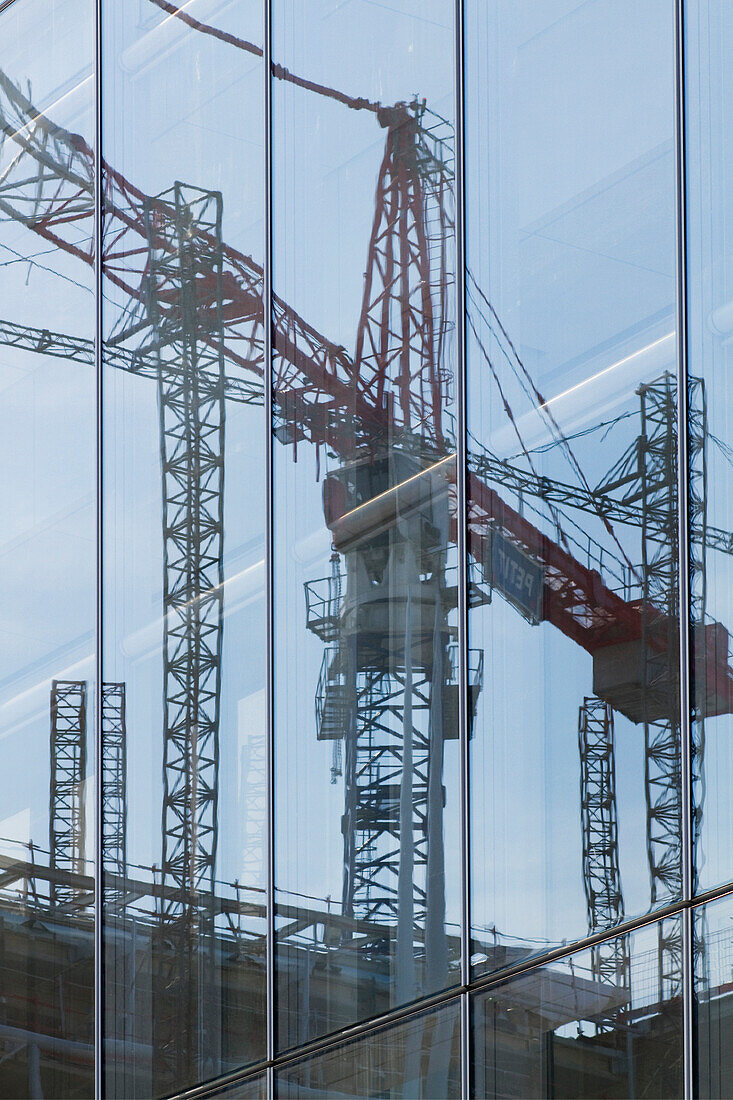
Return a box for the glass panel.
[694,895,733,1098]
[272,1,460,1050]
[685,1,733,896]
[277,999,460,1099]
[101,3,266,1096]
[206,1071,268,1099]
[0,1,95,1097]
[472,921,683,1099]
[465,1,680,976]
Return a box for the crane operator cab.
[322,450,452,673]
[306,448,483,743]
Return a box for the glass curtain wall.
[686,7,733,1096]
[4,0,733,1097]
[271,0,461,1052]
[685,0,733,897]
[101,2,266,1098]
[276,1001,460,1099]
[472,921,684,1099]
[694,895,733,1099]
[0,2,96,1097]
[465,0,681,970]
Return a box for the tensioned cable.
[466,309,573,554]
[467,270,641,582]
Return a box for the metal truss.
[689,378,709,979]
[578,696,629,1013]
[352,104,455,449]
[49,680,88,908]
[341,664,432,926]
[101,683,127,908]
[338,637,453,1002]
[689,378,708,870]
[638,377,683,1000]
[143,182,225,1089]
[596,375,685,999]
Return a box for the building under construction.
[1,1,732,1098]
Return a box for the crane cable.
[466,309,574,557]
[467,269,641,583]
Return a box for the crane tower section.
[101,682,127,908]
[49,680,88,908]
[578,696,629,1012]
[143,182,226,1091]
[312,451,477,1000]
[352,103,455,451]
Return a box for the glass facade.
[466,0,680,972]
[0,1,731,1098]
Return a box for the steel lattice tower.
[143,182,226,1089]
[689,377,709,979]
[597,375,683,999]
[101,682,127,907]
[49,680,88,907]
[310,108,462,1001]
[637,376,683,999]
[315,555,457,1001]
[578,696,629,1008]
[352,103,454,447]
[689,378,708,878]
[341,662,434,930]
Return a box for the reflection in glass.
[278,1000,460,1099]
[466,0,689,981]
[101,4,266,1096]
[694,896,733,1099]
[207,1073,268,1099]
[272,1,461,1050]
[0,1,95,1096]
[685,0,733,897]
[473,921,683,1099]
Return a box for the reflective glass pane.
[101,3,266,1095]
[277,999,460,1099]
[466,0,681,976]
[685,1,733,896]
[694,895,733,1098]
[472,921,683,1099]
[272,2,460,1049]
[0,1,95,1096]
[206,1071,268,1099]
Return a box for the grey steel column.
[264,0,275,1093]
[674,1,694,1097]
[94,0,103,1094]
[454,0,470,1096]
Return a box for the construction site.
[0,1,732,1098]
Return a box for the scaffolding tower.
[101,682,127,908]
[49,680,88,908]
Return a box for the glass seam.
[674,0,694,1096]
[454,0,469,1092]
[94,0,103,1094]
[264,0,275,1086]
